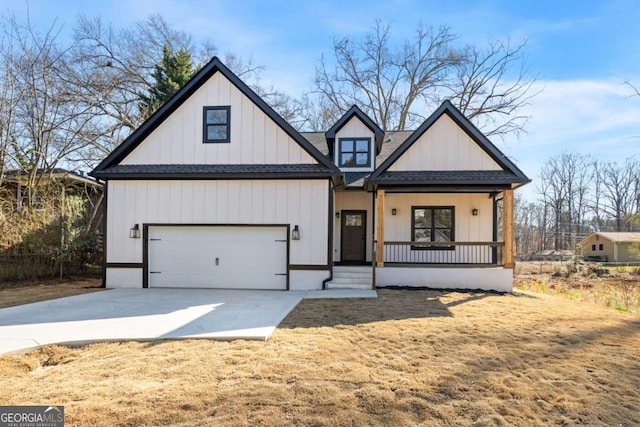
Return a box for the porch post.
[503,189,515,268]
[376,189,385,267]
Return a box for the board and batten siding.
[388,114,501,171]
[334,116,376,172]
[106,179,329,267]
[381,193,493,242]
[379,193,495,264]
[121,72,316,165]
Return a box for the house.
[579,232,640,263]
[91,57,530,292]
[1,168,102,215]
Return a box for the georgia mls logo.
[0,405,64,427]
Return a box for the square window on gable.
[203,106,230,143]
[339,138,370,167]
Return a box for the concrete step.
[333,266,373,274]
[329,277,372,285]
[326,282,372,290]
[333,271,373,280]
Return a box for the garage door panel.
[148,226,287,289]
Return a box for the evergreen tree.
[139,46,194,119]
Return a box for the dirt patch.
[0,277,103,309]
[0,288,638,426]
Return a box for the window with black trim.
[599,243,604,251]
[591,244,596,251]
[203,106,230,143]
[412,206,455,249]
[338,138,370,167]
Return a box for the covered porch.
[371,185,516,292]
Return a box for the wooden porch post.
[503,189,515,268]
[376,189,385,267]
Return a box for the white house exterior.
[92,57,529,292]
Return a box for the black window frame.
[338,137,371,168]
[599,243,604,251]
[411,206,455,250]
[203,106,230,143]
[591,244,596,251]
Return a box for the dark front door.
[341,210,366,262]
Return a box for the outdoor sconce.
[129,224,141,238]
[472,208,479,216]
[335,211,340,219]
[292,225,300,240]
[391,208,397,216]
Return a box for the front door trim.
[340,210,367,263]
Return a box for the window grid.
[203,106,230,143]
[338,138,370,167]
[411,206,455,250]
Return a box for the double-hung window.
[203,106,230,143]
[412,206,455,249]
[338,138,370,167]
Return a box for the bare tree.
[449,39,538,138]
[313,20,536,135]
[0,13,101,203]
[599,158,639,230]
[314,21,460,131]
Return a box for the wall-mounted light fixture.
[129,224,141,238]
[335,211,340,219]
[472,208,479,216]
[292,225,300,240]
[391,208,397,216]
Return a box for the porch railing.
[380,241,504,266]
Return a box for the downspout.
[322,180,336,289]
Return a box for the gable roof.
[325,105,385,156]
[579,232,640,245]
[91,57,340,180]
[366,100,530,190]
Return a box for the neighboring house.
[528,250,574,262]
[579,232,640,263]
[91,57,530,292]
[1,168,102,216]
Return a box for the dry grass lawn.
[0,277,103,309]
[516,261,640,313]
[0,288,638,426]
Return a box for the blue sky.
[3,0,640,200]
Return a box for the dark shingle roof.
[93,164,335,179]
[302,130,414,187]
[344,172,370,187]
[370,170,528,185]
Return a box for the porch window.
[203,106,230,143]
[338,138,370,167]
[412,206,455,249]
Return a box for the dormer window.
[203,106,230,143]
[339,138,370,167]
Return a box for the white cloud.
[502,78,640,201]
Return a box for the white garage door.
[148,226,288,290]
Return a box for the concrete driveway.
[0,288,376,355]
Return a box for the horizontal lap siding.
[106,180,329,266]
[121,73,316,165]
[388,114,501,171]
